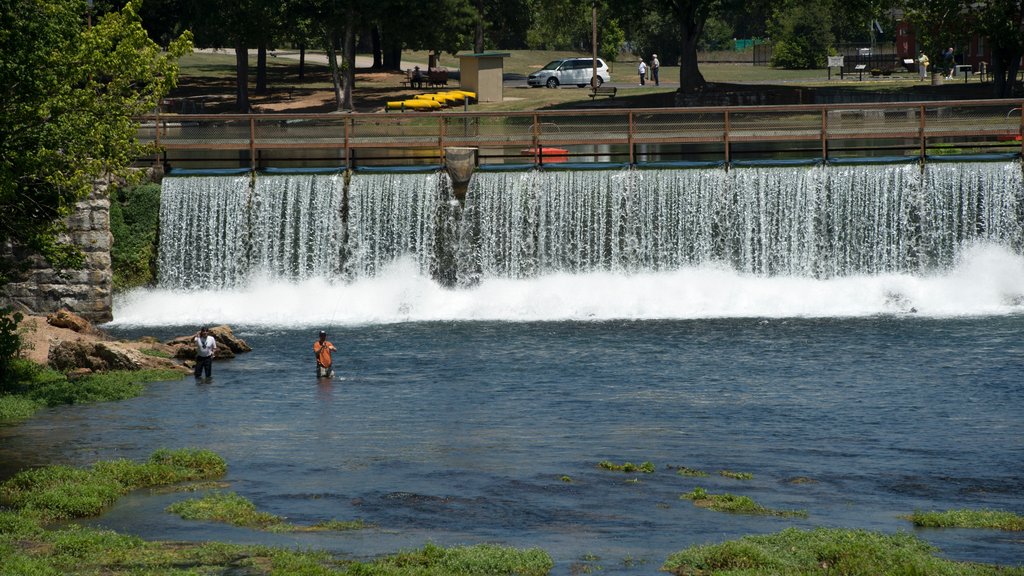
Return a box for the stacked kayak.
[385,90,479,112]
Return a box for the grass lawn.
[169,49,996,114]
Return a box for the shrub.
[109,182,161,291]
[0,308,24,395]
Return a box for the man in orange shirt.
[314,330,337,378]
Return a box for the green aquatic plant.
[0,452,551,575]
[718,469,753,480]
[167,491,283,529]
[167,491,368,533]
[560,475,572,483]
[597,460,655,473]
[0,365,185,423]
[674,466,709,477]
[663,526,1024,575]
[905,509,1024,531]
[0,449,226,521]
[682,487,807,518]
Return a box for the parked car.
[527,58,611,88]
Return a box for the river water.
[3,265,1023,573]
[3,164,1024,573]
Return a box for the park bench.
[428,69,449,87]
[589,85,617,99]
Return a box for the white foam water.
[111,242,1024,327]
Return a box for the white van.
[527,58,612,88]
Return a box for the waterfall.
[250,174,344,281]
[345,171,455,278]
[156,162,1024,289]
[458,161,1024,281]
[158,175,251,289]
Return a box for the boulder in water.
[167,325,250,360]
[48,340,188,373]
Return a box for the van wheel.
[546,77,559,88]
[577,84,586,88]
[594,76,604,87]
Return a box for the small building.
[457,52,510,103]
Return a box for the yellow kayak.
[416,93,463,105]
[385,99,442,111]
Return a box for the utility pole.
[591,2,598,88]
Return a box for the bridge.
[138,98,1024,171]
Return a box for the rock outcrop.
[48,340,187,374]
[1,185,114,323]
[167,325,252,360]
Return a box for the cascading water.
[250,173,344,281]
[458,161,1023,280]
[344,171,455,278]
[158,175,251,288]
[156,161,1024,290]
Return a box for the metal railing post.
[919,104,926,164]
[724,110,731,165]
[628,111,635,165]
[821,108,828,161]
[249,115,257,171]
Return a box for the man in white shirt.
[194,326,217,380]
[638,59,647,86]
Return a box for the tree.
[970,0,1024,97]
[903,0,969,79]
[662,0,718,91]
[769,1,835,69]
[0,0,192,284]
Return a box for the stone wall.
[1,184,114,323]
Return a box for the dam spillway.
[156,161,1024,290]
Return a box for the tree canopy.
[0,0,191,282]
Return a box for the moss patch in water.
[663,526,1024,576]
[0,448,226,521]
[905,509,1024,531]
[167,491,368,533]
[682,487,807,518]
[718,469,754,480]
[597,460,655,473]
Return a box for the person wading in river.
[193,327,217,381]
[314,330,337,378]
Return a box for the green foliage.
[109,183,162,290]
[0,0,190,276]
[0,308,24,394]
[682,487,807,517]
[167,491,366,533]
[598,460,655,473]
[674,466,709,477]
[0,449,226,521]
[0,394,40,422]
[906,509,1024,531]
[167,491,283,529]
[663,526,1024,575]
[769,1,834,69]
[525,0,624,60]
[369,542,554,576]
[719,470,753,480]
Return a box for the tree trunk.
[383,44,402,70]
[325,31,344,112]
[298,44,306,80]
[342,16,355,111]
[474,0,484,53]
[234,42,249,112]
[256,44,267,94]
[677,18,706,92]
[371,27,383,69]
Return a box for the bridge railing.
[136,99,1024,170]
